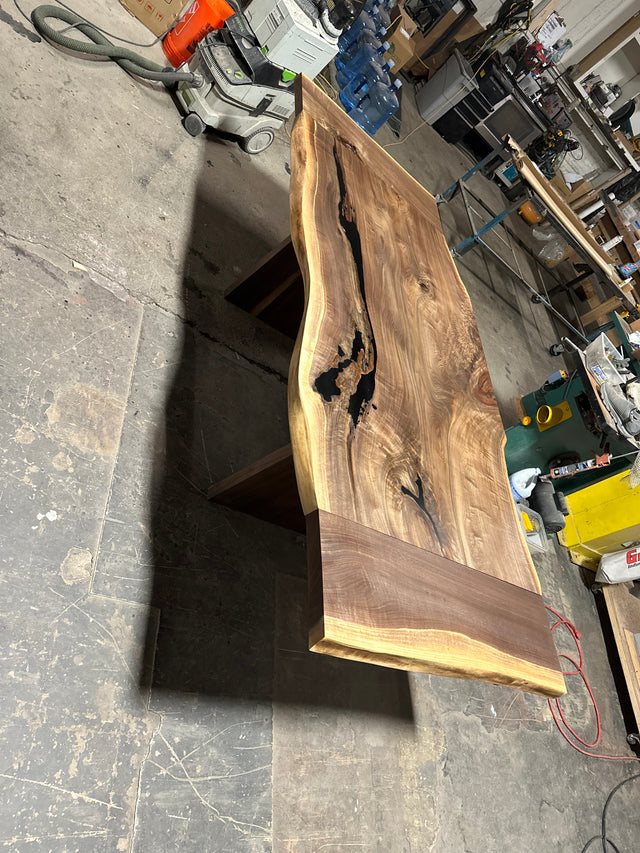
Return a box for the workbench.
[209,75,565,697]
[505,348,640,492]
[507,138,640,318]
[439,137,639,340]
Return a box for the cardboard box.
[566,179,592,203]
[383,1,419,70]
[408,11,483,78]
[550,172,571,198]
[549,175,595,211]
[384,25,417,72]
[389,2,418,38]
[119,0,188,37]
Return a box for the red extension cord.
[545,603,640,762]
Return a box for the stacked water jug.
[336,0,401,136]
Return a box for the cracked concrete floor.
[2,2,640,851]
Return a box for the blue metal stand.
[437,161,590,345]
[451,203,522,256]
[436,143,508,205]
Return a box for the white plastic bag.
[509,467,541,501]
[595,547,640,583]
[537,237,567,263]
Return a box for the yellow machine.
[559,469,640,571]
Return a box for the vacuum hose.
[30,6,203,86]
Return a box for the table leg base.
[224,237,304,340]
[208,443,304,533]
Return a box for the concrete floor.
[2,3,640,851]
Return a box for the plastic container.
[371,1,391,30]
[416,49,477,125]
[585,333,628,386]
[340,82,370,113]
[162,0,234,67]
[536,403,566,429]
[518,200,543,225]
[335,29,381,71]
[517,505,548,552]
[618,261,640,276]
[350,79,401,135]
[338,9,386,53]
[362,0,391,29]
[339,59,394,111]
[336,41,390,88]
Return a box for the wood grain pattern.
[602,582,640,731]
[288,76,565,696]
[580,296,624,327]
[307,510,564,694]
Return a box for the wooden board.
[602,582,640,733]
[506,137,635,312]
[224,237,304,339]
[307,509,563,689]
[288,75,565,696]
[208,445,304,532]
[580,296,624,327]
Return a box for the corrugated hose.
[30,5,203,86]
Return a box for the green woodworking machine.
[505,316,640,495]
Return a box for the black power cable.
[580,772,640,853]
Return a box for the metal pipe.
[437,142,508,204]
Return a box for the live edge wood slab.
[214,76,565,697]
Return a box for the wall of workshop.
[598,37,640,85]
[598,51,637,88]
[625,82,640,135]
[471,0,640,66]
[597,36,640,135]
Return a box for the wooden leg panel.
[224,236,304,339]
[306,510,565,697]
[208,445,304,533]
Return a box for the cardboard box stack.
[549,172,595,209]
[384,3,418,72]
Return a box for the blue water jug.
[339,59,395,111]
[336,41,390,88]
[338,9,386,52]
[341,82,370,114]
[365,0,395,11]
[350,79,402,136]
[335,29,381,71]
[370,0,391,30]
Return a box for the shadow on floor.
[140,142,415,723]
